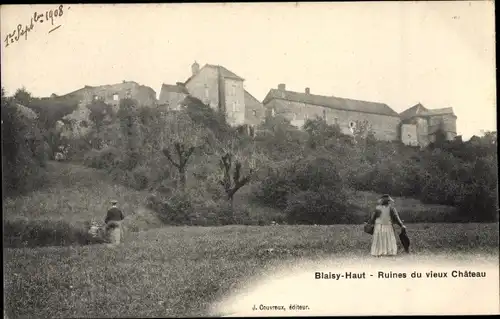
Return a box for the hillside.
[4,161,458,236]
[3,161,162,232]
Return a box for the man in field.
[105,200,125,245]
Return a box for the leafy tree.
[13,87,32,106]
[2,87,48,196]
[87,100,113,133]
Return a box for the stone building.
[159,62,265,127]
[58,81,157,138]
[262,84,457,147]
[399,103,457,147]
[262,84,401,141]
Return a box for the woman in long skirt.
[369,194,405,257]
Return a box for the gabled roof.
[263,89,400,117]
[399,103,428,120]
[400,103,455,119]
[160,83,189,95]
[184,64,244,85]
[244,90,261,105]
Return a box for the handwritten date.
[4,5,65,48]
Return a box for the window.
[232,102,237,112]
[271,108,276,117]
[252,110,257,117]
[93,95,98,100]
[322,109,327,120]
[204,85,209,99]
[305,113,309,120]
[125,89,132,98]
[231,84,236,96]
[113,94,119,101]
[293,112,297,120]
[334,118,339,125]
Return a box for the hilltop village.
[54,61,457,148]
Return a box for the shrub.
[83,146,122,170]
[285,187,351,224]
[3,220,104,248]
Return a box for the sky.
[1,2,496,139]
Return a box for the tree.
[161,110,212,191]
[13,87,32,106]
[2,87,48,196]
[303,117,342,149]
[87,100,113,133]
[216,137,260,212]
[117,98,142,170]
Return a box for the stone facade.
[59,81,157,138]
[263,85,402,141]
[263,86,457,147]
[160,62,265,127]
[158,83,189,111]
[400,103,457,147]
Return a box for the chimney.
[305,87,310,94]
[278,83,286,91]
[191,61,200,76]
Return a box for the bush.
[285,187,351,224]
[83,146,122,170]
[3,220,104,248]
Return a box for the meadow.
[4,223,499,318]
[3,162,499,318]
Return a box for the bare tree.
[161,111,213,191]
[216,138,261,210]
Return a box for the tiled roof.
[399,103,428,120]
[160,83,189,94]
[263,89,400,117]
[400,103,455,119]
[184,64,244,84]
[205,64,244,81]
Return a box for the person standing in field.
[105,200,125,245]
[368,194,405,257]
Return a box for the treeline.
[256,118,498,223]
[3,87,498,224]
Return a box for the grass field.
[3,162,499,317]
[4,223,499,318]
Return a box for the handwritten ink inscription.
[4,5,65,48]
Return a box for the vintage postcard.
[2,2,498,317]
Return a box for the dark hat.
[380,194,395,202]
